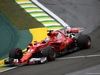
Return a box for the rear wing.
[58,27,84,34]
[47,27,84,34]
[67,28,84,33]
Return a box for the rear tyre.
[42,46,56,61]
[78,35,91,49]
[9,48,23,60]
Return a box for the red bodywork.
[10,27,84,65]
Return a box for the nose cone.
[20,52,33,63]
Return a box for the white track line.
[31,14,49,17]
[26,10,43,12]
[0,0,70,73]
[17,2,31,4]
[38,19,55,21]
[0,67,17,73]
[57,54,100,60]
[31,0,70,28]
[0,64,24,73]
[22,6,37,8]
[43,24,61,26]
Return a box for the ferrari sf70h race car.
[5,27,91,65]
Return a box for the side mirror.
[47,33,52,36]
[34,41,37,45]
[53,33,58,36]
[29,43,32,46]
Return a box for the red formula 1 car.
[5,27,91,65]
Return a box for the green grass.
[0,0,43,30]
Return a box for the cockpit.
[45,37,50,43]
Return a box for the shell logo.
[64,43,67,47]
[25,53,30,55]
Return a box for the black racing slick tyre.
[42,46,56,61]
[78,35,91,49]
[9,48,23,60]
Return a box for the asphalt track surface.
[1,0,100,75]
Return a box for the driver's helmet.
[45,37,50,43]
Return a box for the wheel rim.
[50,48,56,60]
[87,37,91,48]
[16,49,22,59]
[88,39,91,46]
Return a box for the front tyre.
[9,48,23,60]
[78,35,91,49]
[42,46,56,61]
